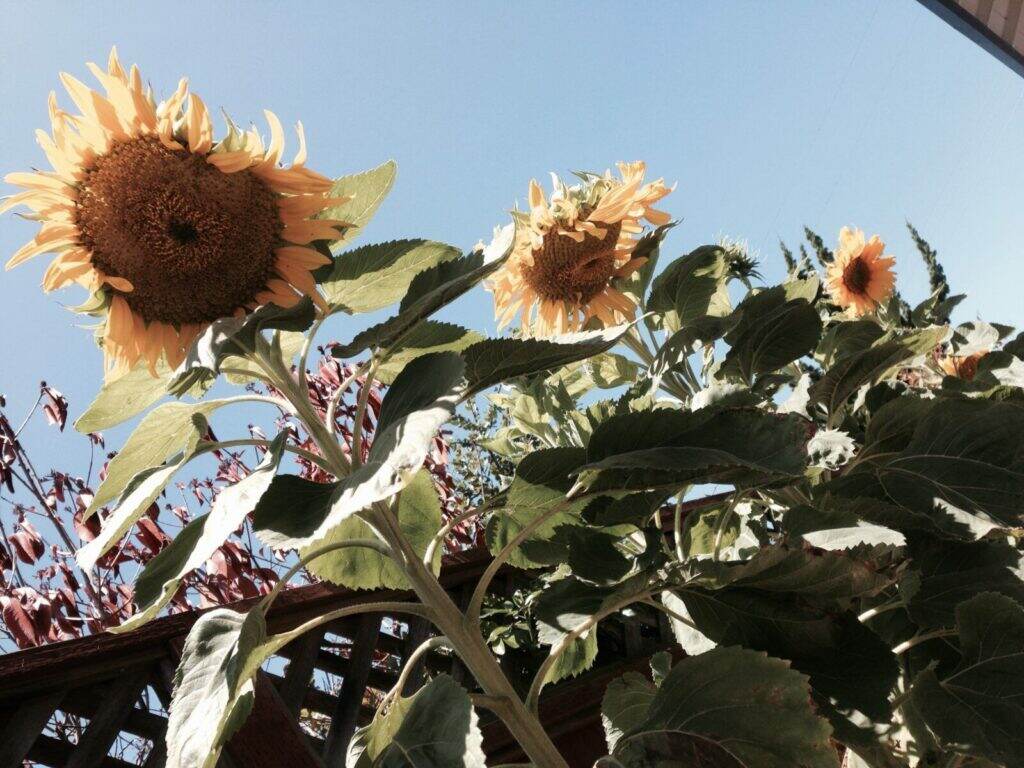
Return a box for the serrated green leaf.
[612,646,838,768]
[576,408,809,494]
[484,447,587,569]
[111,435,288,632]
[166,608,269,768]
[647,246,730,331]
[810,327,948,415]
[319,239,461,313]
[255,353,464,549]
[84,399,232,516]
[75,362,172,433]
[333,250,507,359]
[347,674,486,768]
[719,299,822,383]
[376,321,482,384]
[602,671,657,753]
[304,469,441,589]
[911,592,1024,765]
[461,325,630,395]
[319,159,397,250]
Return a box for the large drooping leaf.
[346,674,486,768]
[647,245,730,330]
[679,586,898,721]
[601,671,657,753]
[782,503,904,551]
[911,592,1024,765]
[809,327,948,415]
[318,239,461,313]
[375,321,482,384]
[255,352,464,549]
[832,398,1024,537]
[332,249,508,359]
[75,362,173,432]
[574,407,809,494]
[84,399,234,516]
[77,451,197,572]
[318,159,397,250]
[168,299,317,395]
[719,297,822,383]
[304,469,442,589]
[461,325,631,395]
[111,436,288,632]
[166,609,269,768]
[484,447,588,569]
[903,536,1024,629]
[690,544,896,601]
[611,647,838,768]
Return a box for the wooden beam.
[278,628,326,718]
[0,688,64,768]
[67,667,151,768]
[399,617,432,695]
[322,614,381,767]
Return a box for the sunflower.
[937,351,986,380]
[825,227,896,317]
[487,162,672,337]
[2,49,347,379]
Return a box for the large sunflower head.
[487,161,672,337]
[825,227,896,317]
[3,49,348,379]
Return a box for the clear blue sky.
[2,0,1023,460]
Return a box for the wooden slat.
[0,688,65,768]
[322,614,381,767]
[224,672,324,768]
[278,629,326,718]
[61,687,167,740]
[399,617,432,695]
[27,734,138,768]
[67,667,151,768]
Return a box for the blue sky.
[1,0,1023,461]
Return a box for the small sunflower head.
[937,350,987,380]
[487,162,673,337]
[825,227,896,317]
[3,49,348,379]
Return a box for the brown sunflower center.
[841,255,872,297]
[75,136,282,325]
[521,224,621,304]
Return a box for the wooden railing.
[0,544,675,768]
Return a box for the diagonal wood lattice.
[0,542,681,768]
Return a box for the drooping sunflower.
[825,227,896,317]
[3,49,347,379]
[937,351,986,380]
[487,162,672,337]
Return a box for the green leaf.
[318,239,461,313]
[255,353,464,549]
[166,608,269,768]
[911,592,1024,765]
[319,159,397,250]
[376,321,483,384]
[602,672,657,753]
[647,245,730,330]
[85,399,232,516]
[77,452,196,572]
[576,408,809,494]
[720,299,822,383]
[111,435,288,632]
[169,299,317,395]
[678,587,898,721]
[834,398,1024,536]
[347,674,486,768]
[622,221,676,304]
[903,537,1024,629]
[484,447,587,569]
[461,325,631,395]
[75,362,172,432]
[782,503,904,550]
[304,469,441,589]
[332,250,508,359]
[612,646,838,768]
[809,327,948,415]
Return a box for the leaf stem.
[892,628,957,655]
